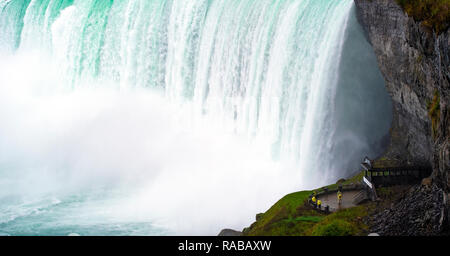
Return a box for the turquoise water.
[0,186,168,236]
[0,0,391,235]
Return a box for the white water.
[0,51,303,235]
[0,0,391,235]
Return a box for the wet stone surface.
[370,184,448,236]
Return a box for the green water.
[0,0,391,235]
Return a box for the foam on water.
[0,0,392,235]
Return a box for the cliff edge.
[354,0,449,190]
[231,1,449,236]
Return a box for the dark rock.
[218,229,243,236]
[369,184,448,235]
[354,0,449,191]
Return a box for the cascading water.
[0,0,392,235]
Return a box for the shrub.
[396,0,450,34]
[311,219,356,236]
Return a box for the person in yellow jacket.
[311,196,317,208]
[317,199,322,209]
[337,191,342,205]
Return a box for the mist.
[0,0,393,236]
[0,52,304,235]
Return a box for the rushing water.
[0,0,392,235]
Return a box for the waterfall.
[0,0,392,235]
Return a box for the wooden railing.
[365,166,431,187]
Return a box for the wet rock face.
[354,0,449,190]
[370,184,448,236]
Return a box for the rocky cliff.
[370,183,448,235]
[354,0,449,191]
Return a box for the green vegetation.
[309,206,370,236]
[243,191,322,236]
[243,171,372,236]
[428,90,441,138]
[396,0,450,34]
[294,216,324,222]
[310,219,356,236]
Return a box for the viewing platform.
[361,157,432,188]
[308,183,369,213]
[308,157,432,213]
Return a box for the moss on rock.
[396,0,450,34]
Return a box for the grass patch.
[243,190,322,236]
[310,219,356,236]
[293,216,324,223]
[396,0,450,34]
[308,206,371,236]
[243,171,372,236]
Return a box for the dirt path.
[317,190,360,211]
